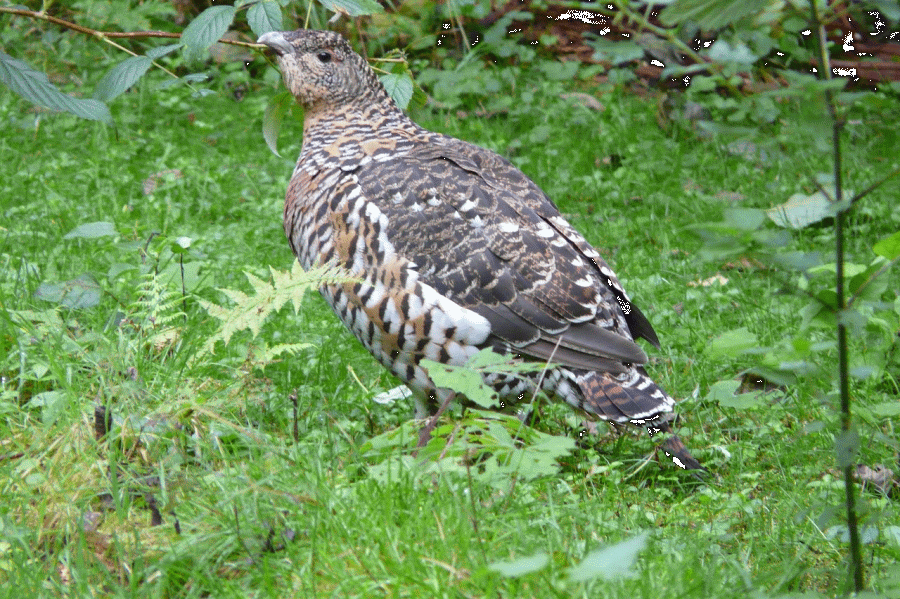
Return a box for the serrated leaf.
[849,258,889,302]
[659,0,768,29]
[488,552,550,578]
[181,5,237,52]
[380,73,413,109]
[766,191,839,229]
[317,0,384,17]
[248,0,283,37]
[263,91,294,156]
[568,532,649,582]
[873,231,900,261]
[423,360,500,408]
[468,347,518,369]
[0,51,112,125]
[708,327,758,358]
[146,44,182,60]
[94,56,153,102]
[63,221,118,239]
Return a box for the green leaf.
[146,44,182,60]
[248,0,283,37]
[708,327,758,358]
[488,552,550,578]
[659,0,769,29]
[0,51,112,125]
[94,56,153,102]
[380,73,413,110]
[723,208,766,231]
[774,251,823,272]
[317,0,385,17]
[849,258,889,302]
[872,402,900,418]
[766,191,836,229]
[568,532,649,582]
[835,429,859,469]
[708,40,759,64]
[586,37,645,65]
[873,231,900,261]
[705,379,764,409]
[170,236,192,254]
[263,91,295,157]
[35,275,102,309]
[869,0,900,20]
[423,359,500,408]
[181,5,237,52]
[63,221,118,239]
[27,390,69,425]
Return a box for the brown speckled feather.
[258,29,702,470]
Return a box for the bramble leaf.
[0,51,112,124]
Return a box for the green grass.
[1,48,899,598]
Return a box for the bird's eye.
[316,51,332,63]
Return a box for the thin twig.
[850,166,900,207]
[0,7,259,47]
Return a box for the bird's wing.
[352,136,660,371]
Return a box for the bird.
[258,29,703,470]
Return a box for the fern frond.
[197,262,354,357]
[132,272,185,329]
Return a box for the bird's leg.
[413,388,456,456]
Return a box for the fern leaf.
[197,262,354,357]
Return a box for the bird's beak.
[257,31,292,57]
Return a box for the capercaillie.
[258,29,702,470]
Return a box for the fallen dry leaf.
[688,274,728,287]
[143,169,184,195]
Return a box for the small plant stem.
[414,391,456,456]
[811,0,864,592]
[850,165,900,207]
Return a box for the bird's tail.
[572,368,705,471]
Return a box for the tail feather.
[570,368,705,472]
[574,367,675,423]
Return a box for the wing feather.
[353,135,659,373]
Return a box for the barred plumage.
[259,29,702,470]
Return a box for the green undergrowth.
[1,42,899,599]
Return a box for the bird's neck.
[300,101,422,163]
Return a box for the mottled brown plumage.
[259,29,702,470]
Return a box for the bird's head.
[257,30,389,111]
